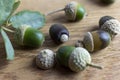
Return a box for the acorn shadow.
[87,0,113,7]
[46,13,80,24]
[42,34,62,48]
[54,63,79,75]
[30,55,82,80]
[13,43,39,51]
[33,58,81,77]
[87,25,100,32]
[12,39,45,51]
[0,58,9,70]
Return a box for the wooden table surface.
[0,0,120,80]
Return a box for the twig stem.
[45,8,65,16]
[87,63,103,69]
[2,27,15,33]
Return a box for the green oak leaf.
[0,29,14,60]
[0,0,15,26]
[10,0,21,17]
[10,10,45,29]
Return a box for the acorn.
[36,49,55,69]
[83,30,111,52]
[46,1,86,21]
[56,46,102,72]
[49,23,69,44]
[99,16,120,38]
[101,0,115,4]
[15,25,45,48]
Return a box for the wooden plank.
[0,0,120,80]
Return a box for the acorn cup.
[45,1,86,21]
[14,25,45,48]
[49,23,69,44]
[56,46,102,72]
[99,16,120,39]
[83,30,111,52]
[36,49,56,69]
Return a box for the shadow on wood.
[87,0,113,6]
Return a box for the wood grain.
[0,0,120,80]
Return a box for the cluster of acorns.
[35,1,119,72]
[14,0,115,48]
[35,15,120,72]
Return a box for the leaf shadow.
[0,42,9,70]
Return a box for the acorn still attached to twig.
[56,46,102,72]
[49,23,69,44]
[99,16,120,39]
[45,1,86,21]
[36,49,56,69]
[83,30,111,52]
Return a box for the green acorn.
[83,30,111,52]
[56,46,102,72]
[15,25,45,48]
[64,1,86,21]
[46,1,86,21]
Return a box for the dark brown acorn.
[83,30,111,52]
[49,23,69,44]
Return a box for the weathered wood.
[0,0,120,80]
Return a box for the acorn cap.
[99,16,120,36]
[99,16,114,27]
[36,49,55,69]
[65,1,77,21]
[15,25,31,45]
[100,19,120,36]
[68,47,91,72]
[83,32,94,52]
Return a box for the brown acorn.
[83,30,111,52]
